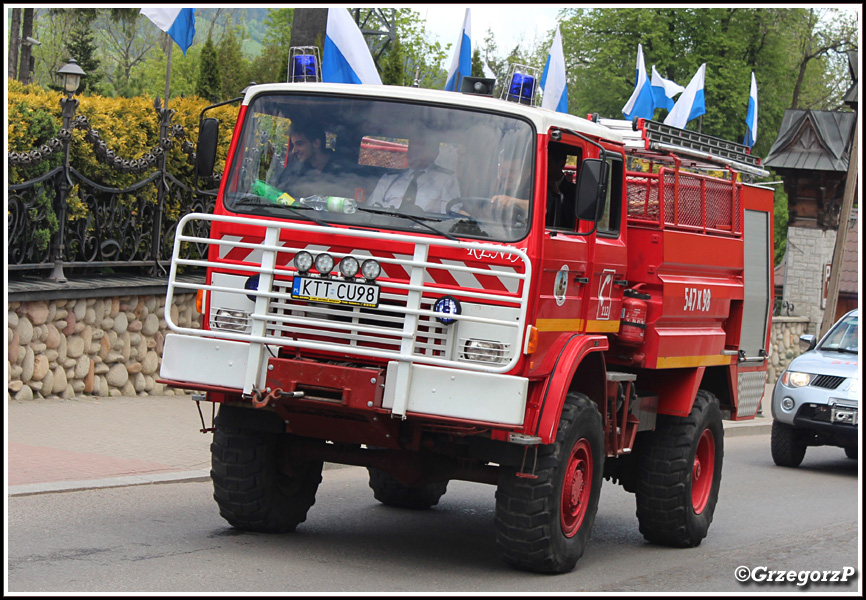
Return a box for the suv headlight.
[781,371,812,388]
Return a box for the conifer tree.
[196,35,221,102]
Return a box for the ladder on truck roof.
[590,115,770,178]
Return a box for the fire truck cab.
[159,77,774,574]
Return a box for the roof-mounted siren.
[460,76,496,97]
[288,46,321,83]
[500,63,539,106]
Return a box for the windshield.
[819,312,859,353]
[222,92,535,241]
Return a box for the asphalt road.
[6,434,861,594]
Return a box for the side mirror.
[575,158,608,222]
[798,334,817,352]
[196,117,219,179]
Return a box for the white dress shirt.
[368,165,460,213]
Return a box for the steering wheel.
[446,196,490,219]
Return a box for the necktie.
[399,170,422,210]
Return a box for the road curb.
[7,463,354,497]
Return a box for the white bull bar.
[163,213,532,417]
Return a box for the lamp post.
[49,58,86,283]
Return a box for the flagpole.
[164,37,172,110]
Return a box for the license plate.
[291,276,380,308]
[831,406,858,425]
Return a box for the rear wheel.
[635,389,724,547]
[367,467,448,509]
[211,423,322,533]
[770,420,807,468]
[494,392,604,573]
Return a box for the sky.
[410,4,563,59]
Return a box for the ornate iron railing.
[7,95,220,281]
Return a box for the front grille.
[811,375,845,390]
[266,284,449,358]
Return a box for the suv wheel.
[770,421,807,468]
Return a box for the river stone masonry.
[7,293,202,401]
[8,288,810,401]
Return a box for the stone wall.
[767,316,812,385]
[8,286,809,400]
[780,226,837,335]
[7,293,201,401]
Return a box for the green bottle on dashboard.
[251,179,296,206]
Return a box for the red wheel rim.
[561,439,593,537]
[692,429,715,514]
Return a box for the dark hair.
[290,121,326,146]
[549,143,569,163]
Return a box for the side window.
[598,155,623,236]
[546,143,583,232]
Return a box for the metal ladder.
[591,115,769,177]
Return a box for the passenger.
[367,135,460,214]
[273,122,343,198]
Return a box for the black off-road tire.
[211,424,323,533]
[367,467,448,509]
[635,389,724,547]
[494,392,604,574]
[770,420,807,468]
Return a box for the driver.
[367,135,460,213]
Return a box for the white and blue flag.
[444,8,471,92]
[140,7,196,56]
[322,8,382,85]
[664,63,706,129]
[622,44,654,120]
[650,65,683,112]
[540,26,568,113]
[743,71,758,148]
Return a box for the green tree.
[378,8,448,89]
[218,28,251,99]
[196,36,221,102]
[471,47,484,78]
[65,22,102,94]
[380,37,407,85]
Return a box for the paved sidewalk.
[6,387,773,497]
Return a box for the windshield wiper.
[357,207,458,241]
[821,346,858,354]
[231,193,332,227]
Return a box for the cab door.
[584,153,627,336]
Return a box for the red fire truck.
[159,74,774,574]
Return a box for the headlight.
[211,308,251,332]
[361,259,381,281]
[314,253,335,276]
[781,371,812,388]
[293,251,313,274]
[462,339,507,364]
[339,256,360,278]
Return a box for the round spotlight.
[361,259,381,281]
[781,397,795,412]
[433,295,461,325]
[314,253,335,276]
[339,256,360,278]
[293,251,313,274]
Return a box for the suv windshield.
[819,312,859,353]
[222,92,535,241]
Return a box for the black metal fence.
[7,96,218,282]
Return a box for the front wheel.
[770,420,807,467]
[211,423,323,533]
[495,392,604,573]
[635,389,724,547]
